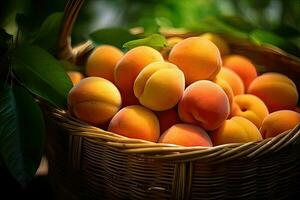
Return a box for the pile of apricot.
[67,33,300,147]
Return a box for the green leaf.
[12,45,72,108]
[0,84,45,185]
[218,15,254,32]
[33,12,64,52]
[189,16,248,39]
[123,34,166,50]
[89,27,138,49]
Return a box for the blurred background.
[1,0,300,57]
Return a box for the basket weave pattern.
[44,0,300,199]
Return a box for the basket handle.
[56,0,92,64]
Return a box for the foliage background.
[1,0,300,56]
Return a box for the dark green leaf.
[0,84,45,185]
[273,25,300,37]
[189,16,248,39]
[15,13,38,44]
[33,12,64,52]
[218,15,254,32]
[0,28,13,54]
[123,34,166,50]
[12,45,72,108]
[89,27,138,49]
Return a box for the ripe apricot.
[108,105,160,142]
[216,67,245,96]
[248,73,298,112]
[114,46,164,106]
[230,94,269,128]
[67,71,84,85]
[211,116,262,145]
[169,37,222,85]
[134,62,185,111]
[178,80,230,131]
[68,77,121,126]
[86,45,123,82]
[260,110,300,138]
[223,55,257,89]
[159,124,212,147]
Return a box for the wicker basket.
[44,0,300,199]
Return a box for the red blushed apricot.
[178,80,230,131]
[223,55,257,89]
[67,71,84,85]
[134,62,185,111]
[216,67,245,96]
[86,45,123,83]
[156,108,181,133]
[169,37,222,85]
[211,116,262,145]
[114,46,164,106]
[108,105,160,142]
[68,77,122,126]
[230,94,269,128]
[260,110,300,138]
[158,124,212,147]
[248,73,298,112]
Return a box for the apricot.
[223,55,257,89]
[161,37,183,59]
[114,46,164,106]
[68,77,122,126]
[156,108,181,133]
[158,124,212,147]
[67,71,84,85]
[108,105,160,142]
[178,80,230,131]
[211,116,262,145]
[213,77,234,108]
[260,110,300,138]
[168,37,222,85]
[230,94,269,128]
[134,62,185,111]
[248,73,298,112]
[199,33,230,56]
[86,45,124,82]
[216,67,245,96]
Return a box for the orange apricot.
[248,73,298,112]
[86,45,123,82]
[211,116,262,145]
[178,80,230,131]
[134,61,185,111]
[114,46,164,106]
[68,77,121,126]
[223,54,257,89]
[169,37,222,85]
[159,124,212,147]
[260,110,300,138]
[230,94,269,128]
[108,105,160,142]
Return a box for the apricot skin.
[178,80,230,131]
[86,45,124,83]
[260,110,300,138]
[68,77,122,126]
[169,37,222,85]
[159,124,212,147]
[114,46,164,106]
[108,105,160,142]
[134,61,185,111]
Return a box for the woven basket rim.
[45,106,300,162]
